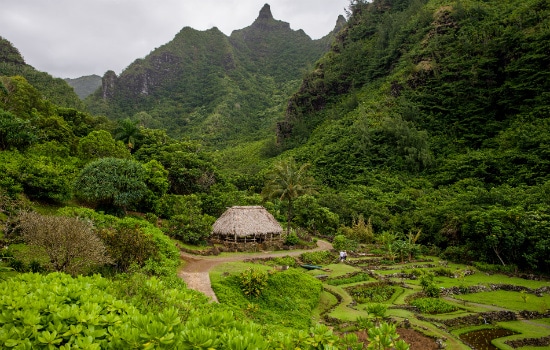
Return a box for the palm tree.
[114,118,140,151]
[262,157,316,234]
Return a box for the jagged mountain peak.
[258,3,273,20]
[248,3,290,32]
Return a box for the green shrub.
[269,256,298,267]
[58,208,180,276]
[8,258,25,272]
[0,272,280,349]
[239,268,268,298]
[367,322,410,350]
[284,231,300,245]
[166,213,215,245]
[365,303,388,319]
[473,261,518,274]
[419,272,440,298]
[338,215,374,243]
[300,250,334,265]
[332,234,358,252]
[327,272,371,286]
[411,297,458,314]
[97,226,158,273]
[346,282,396,303]
[433,267,454,277]
[0,272,137,348]
[440,245,476,264]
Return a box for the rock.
[435,338,446,349]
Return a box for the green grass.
[210,261,271,281]
[455,291,550,312]
[210,263,323,331]
[492,320,550,350]
[312,290,339,323]
[323,284,368,321]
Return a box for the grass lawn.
[323,284,368,321]
[455,290,550,312]
[312,290,339,323]
[210,261,271,282]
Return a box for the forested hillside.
[0,37,85,109]
[276,0,550,273]
[85,4,343,145]
[65,74,102,99]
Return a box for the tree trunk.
[287,198,292,235]
[493,246,506,266]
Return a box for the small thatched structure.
[212,206,283,243]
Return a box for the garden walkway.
[178,240,333,302]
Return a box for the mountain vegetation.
[1,0,550,347]
[84,4,343,146]
[279,0,550,274]
[65,74,102,99]
[0,37,85,110]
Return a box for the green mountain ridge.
[84,4,343,145]
[65,75,102,99]
[0,36,85,110]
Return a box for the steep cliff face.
[101,71,117,100]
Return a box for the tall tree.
[262,157,316,234]
[74,157,147,214]
[114,118,140,151]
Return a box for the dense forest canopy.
[1,0,550,273]
[274,0,550,271]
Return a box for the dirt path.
[178,240,333,302]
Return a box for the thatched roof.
[212,206,282,237]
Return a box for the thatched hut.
[212,206,283,243]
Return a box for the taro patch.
[459,328,517,350]
[346,281,395,303]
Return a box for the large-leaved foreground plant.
[0,273,410,349]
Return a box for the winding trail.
[178,240,333,302]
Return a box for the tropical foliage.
[1,0,550,347]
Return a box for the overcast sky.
[1,0,350,79]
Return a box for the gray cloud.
[1,0,349,78]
